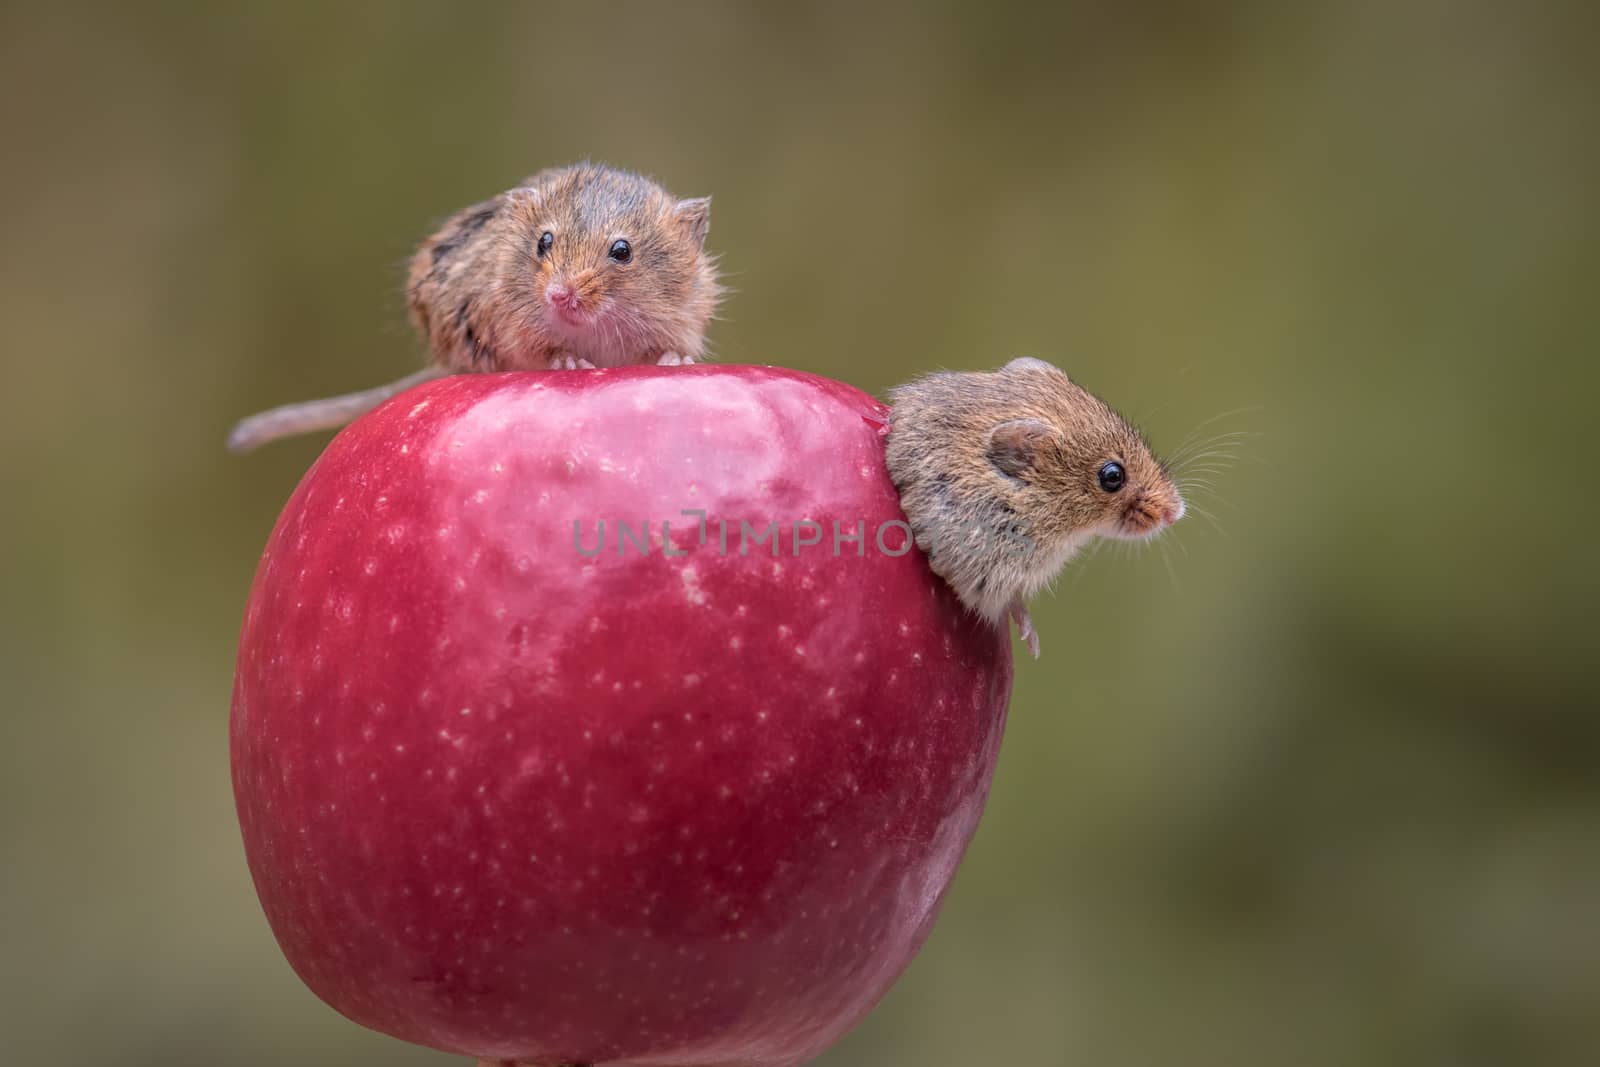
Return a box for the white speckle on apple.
[680,566,707,606]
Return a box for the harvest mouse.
[227,162,721,452]
[884,357,1184,658]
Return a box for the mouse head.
[986,358,1184,549]
[505,164,716,362]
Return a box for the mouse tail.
[227,365,446,454]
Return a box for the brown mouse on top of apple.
[227,162,721,453]
[884,357,1184,658]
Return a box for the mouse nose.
[1163,498,1186,525]
[546,283,578,311]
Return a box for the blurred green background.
[2,1,1595,1064]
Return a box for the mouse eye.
[536,231,554,258]
[1097,461,1126,493]
[608,239,632,263]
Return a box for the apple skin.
[231,366,1013,1067]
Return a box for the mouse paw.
[1008,600,1041,659]
[656,351,695,367]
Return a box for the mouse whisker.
[1159,538,1183,595]
[1184,500,1228,537]
[1168,406,1264,452]
[1067,540,1109,588]
[1168,438,1254,469]
[1174,431,1256,451]
[1167,427,1259,462]
[1176,472,1223,492]
[1175,477,1236,525]
[1172,450,1245,473]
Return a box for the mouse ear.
[1001,356,1065,377]
[505,185,542,215]
[673,197,711,248]
[986,419,1058,481]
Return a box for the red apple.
[231,366,1013,1066]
